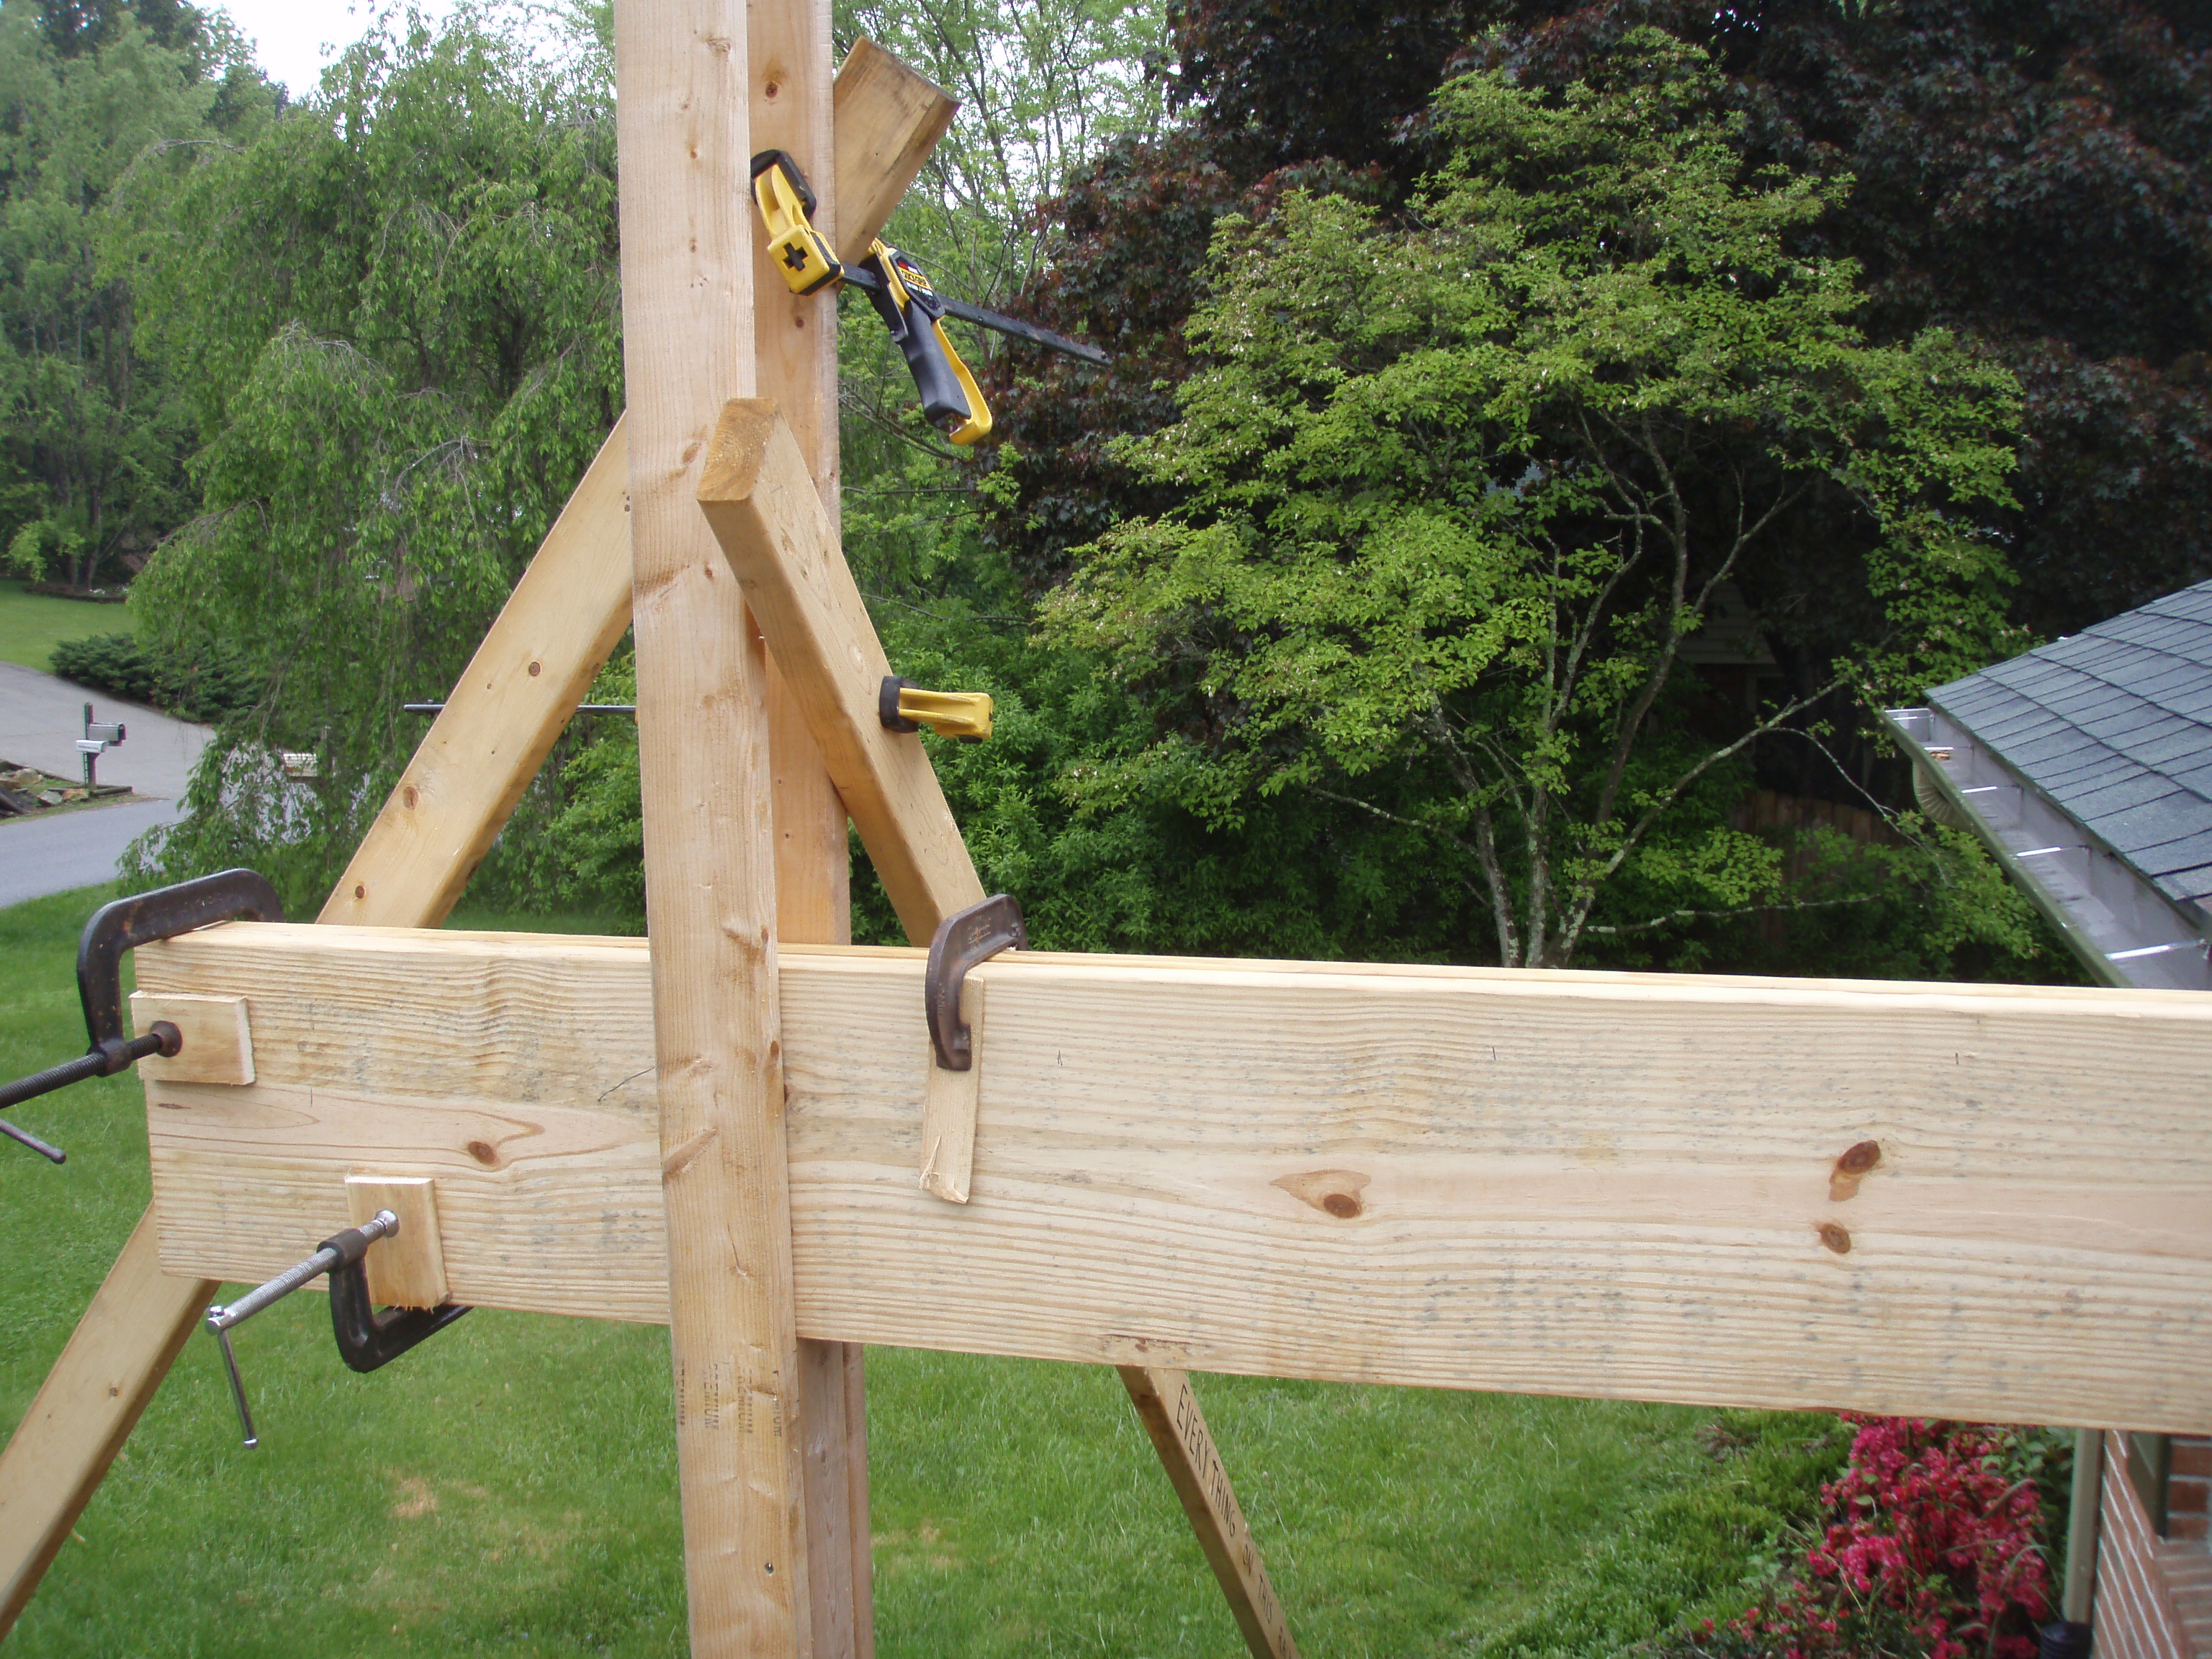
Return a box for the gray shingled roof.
[1928,579,2212,915]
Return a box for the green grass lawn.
[0,885,1845,1658]
[0,580,130,673]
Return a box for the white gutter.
[1878,705,2212,992]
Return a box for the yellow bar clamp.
[751,149,842,297]
[879,677,993,741]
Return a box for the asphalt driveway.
[0,660,210,907]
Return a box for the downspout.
[2059,1428,2103,1635]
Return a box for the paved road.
[0,660,211,905]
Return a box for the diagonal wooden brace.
[696,400,1302,1659]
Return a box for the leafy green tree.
[829,0,1170,609]
[0,0,274,589]
[119,9,620,913]
[1042,32,2025,967]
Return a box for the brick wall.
[2175,1437,2211,1547]
[2096,1431,2198,1659]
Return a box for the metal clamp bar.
[208,1210,399,1334]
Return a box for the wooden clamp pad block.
[346,1176,451,1310]
[130,992,253,1086]
[919,977,981,1204]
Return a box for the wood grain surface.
[830,40,954,258]
[138,925,2212,1433]
[612,0,812,1642]
[130,992,253,1086]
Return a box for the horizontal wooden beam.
[135,923,2212,1433]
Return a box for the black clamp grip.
[318,1223,472,1374]
[925,894,1027,1072]
[78,868,284,1056]
[881,675,921,733]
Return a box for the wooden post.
[751,2,873,1651]
[613,0,814,1650]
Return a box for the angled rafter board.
[135,922,2212,1434]
[318,418,635,929]
[0,1210,215,1633]
[698,401,985,941]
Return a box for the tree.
[1509,0,2212,640]
[119,9,621,914]
[983,0,2212,646]
[1041,32,2024,967]
[0,0,274,590]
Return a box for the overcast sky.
[210,0,459,96]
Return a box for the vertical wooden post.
[613,0,812,1653]
[752,5,873,1654]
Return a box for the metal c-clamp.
[0,868,284,1162]
[204,1209,472,1448]
[925,894,1027,1072]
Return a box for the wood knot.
[403,786,418,809]
[1829,1139,1883,1201]
[1272,1169,1372,1219]
[466,1139,502,1168]
[1817,1222,1852,1254]
[528,660,541,677]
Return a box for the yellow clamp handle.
[879,677,993,741]
[751,150,841,297]
[869,241,992,447]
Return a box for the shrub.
[1672,1416,2057,1659]
[1476,1412,1851,1658]
[50,633,261,723]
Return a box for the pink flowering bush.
[1688,1416,2053,1658]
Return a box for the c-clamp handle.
[205,1208,472,1447]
